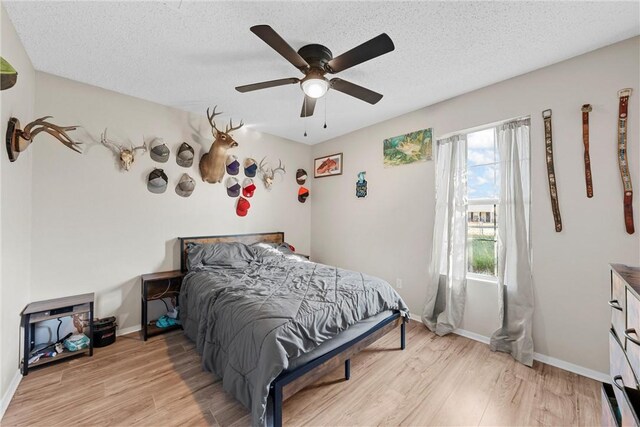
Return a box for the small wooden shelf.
[29,347,90,368]
[21,293,94,375]
[141,270,184,341]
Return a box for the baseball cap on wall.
[298,186,309,203]
[242,178,256,198]
[175,173,196,197]
[236,196,251,217]
[296,169,307,185]
[150,138,170,163]
[226,176,241,197]
[226,155,240,175]
[176,142,194,167]
[147,168,168,194]
[244,158,257,177]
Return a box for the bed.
[178,232,409,427]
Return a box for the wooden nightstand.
[141,270,184,341]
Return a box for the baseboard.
[116,324,141,337]
[408,313,608,383]
[0,369,22,422]
[532,351,610,383]
[452,327,490,345]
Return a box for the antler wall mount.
[258,156,286,190]
[6,116,82,162]
[100,128,148,171]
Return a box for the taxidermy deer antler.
[100,128,147,171]
[199,106,243,183]
[5,115,82,162]
[258,157,286,190]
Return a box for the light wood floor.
[3,322,602,426]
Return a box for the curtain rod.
[436,114,530,141]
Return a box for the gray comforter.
[180,242,409,426]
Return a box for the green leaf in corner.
[1,56,18,91]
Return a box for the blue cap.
[226,155,239,175]
[244,158,257,177]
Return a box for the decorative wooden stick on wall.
[542,109,562,232]
[617,88,634,234]
[6,116,82,162]
[581,104,593,198]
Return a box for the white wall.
[311,36,640,374]
[31,72,312,332]
[0,2,35,415]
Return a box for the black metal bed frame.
[267,310,407,427]
[177,232,407,427]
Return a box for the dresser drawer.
[612,375,640,427]
[627,289,640,381]
[612,273,628,340]
[610,329,639,390]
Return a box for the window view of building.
[467,128,499,277]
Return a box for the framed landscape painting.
[314,153,343,178]
[383,128,433,167]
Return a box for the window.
[466,128,499,278]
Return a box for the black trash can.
[92,317,117,347]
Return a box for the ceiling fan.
[235,25,395,118]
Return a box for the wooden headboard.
[178,232,285,272]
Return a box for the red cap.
[298,186,309,203]
[236,197,250,217]
[242,179,256,198]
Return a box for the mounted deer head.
[199,106,243,183]
[6,116,82,162]
[100,128,147,171]
[258,157,286,190]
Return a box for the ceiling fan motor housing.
[297,44,333,71]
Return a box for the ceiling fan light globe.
[301,78,329,99]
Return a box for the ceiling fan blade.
[326,33,395,74]
[300,96,317,117]
[330,78,383,104]
[250,25,310,71]
[235,77,300,93]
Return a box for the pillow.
[250,242,295,259]
[186,242,255,271]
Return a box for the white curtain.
[490,118,534,366]
[422,135,468,336]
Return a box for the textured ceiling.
[4,1,639,144]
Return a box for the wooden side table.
[141,270,184,341]
[21,293,94,375]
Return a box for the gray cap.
[147,168,168,194]
[226,176,240,197]
[150,138,169,163]
[175,173,196,197]
[176,142,194,167]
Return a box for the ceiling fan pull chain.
[303,96,308,137]
[323,95,328,129]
